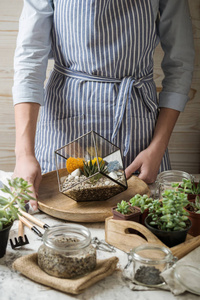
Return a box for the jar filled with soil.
[131,244,177,287]
[38,224,96,278]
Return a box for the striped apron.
[35,0,171,174]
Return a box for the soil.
[115,206,139,215]
[186,203,199,213]
[62,173,127,201]
[38,236,96,278]
[134,266,163,285]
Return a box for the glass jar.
[131,244,177,287]
[156,170,193,199]
[38,224,96,278]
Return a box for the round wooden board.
[38,170,150,223]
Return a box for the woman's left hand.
[125,108,180,184]
[125,147,163,184]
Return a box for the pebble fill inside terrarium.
[55,131,127,201]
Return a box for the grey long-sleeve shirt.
[12,0,195,112]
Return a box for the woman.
[12,0,194,210]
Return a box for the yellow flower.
[91,157,104,165]
[66,157,84,174]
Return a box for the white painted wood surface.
[0,0,199,173]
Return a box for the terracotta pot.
[132,206,149,225]
[0,223,13,258]
[112,206,141,222]
[185,201,200,236]
[145,216,191,247]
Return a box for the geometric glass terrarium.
[55,131,128,202]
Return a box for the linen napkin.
[161,246,200,296]
[12,253,119,295]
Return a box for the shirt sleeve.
[158,0,195,112]
[12,0,54,106]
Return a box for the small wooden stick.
[19,208,50,229]
[18,215,43,237]
[18,219,24,237]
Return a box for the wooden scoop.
[105,217,200,259]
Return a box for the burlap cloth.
[12,253,119,295]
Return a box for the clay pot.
[185,201,200,236]
[133,207,149,225]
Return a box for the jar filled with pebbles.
[38,224,96,278]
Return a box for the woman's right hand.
[14,102,41,211]
[13,155,42,211]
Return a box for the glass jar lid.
[174,264,200,295]
[43,224,91,252]
[131,244,174,265]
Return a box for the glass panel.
[55,131,128,201]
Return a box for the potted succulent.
[144,187,191,247]
[0,177,35,258]
[129,194,153,225]
[112,200,141,221]
[178,179,200,200]
[185,196,200,236]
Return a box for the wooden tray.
[38,170,150,223]
[105,216,200,259]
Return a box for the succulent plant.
[129,194,153,213]
[177,179,200,195]
[116,200,131,215]
[147,188,190,231]
[190,196,200,213]
[0,177,36,230]
[81,158,107,183]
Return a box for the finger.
[138,171,149,183]
[29,199,38,211]
[24,176,38,211]
[34,173,42,198]
[138,170,155,184]
[30,175,42,211]
[125,159,141,179]
[25,176,36,196]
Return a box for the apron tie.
[111,76,137,156]
[54,62,153,156]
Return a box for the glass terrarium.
[54,131,127,202]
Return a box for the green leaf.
[149,221,157,226]
[9,206,18,220]
[0,209,6,217]
[18,193,31,201]
[0,197,9,205]
[1,185,12,194]
[0,217,9,222]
